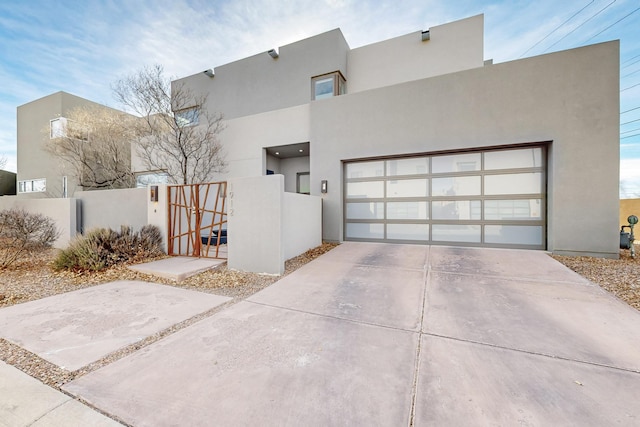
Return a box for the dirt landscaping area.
[1,243,639,311]
[552,245,640,311]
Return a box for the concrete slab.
[64,301,418,427]
[425,271,640,371]
[318,241,429,270]
[0,361,122,426]
[128,256,225,281]
[429,245,590,283]
[249,257,426,331]
[0,281,231,371]
[415,336,640,426]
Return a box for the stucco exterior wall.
[310,41,619,257]
[215,104,311,181]
[174,29,349,121]
[0,196,78,248]
[76,187,147,233]
[347,14,484,93]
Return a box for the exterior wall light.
[150,185,159,202]
[203,69,214,78]
[421,30,430,41]
[268,49,279,59]
[321,180,328,194]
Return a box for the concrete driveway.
[58,243,640,426]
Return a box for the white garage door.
[344,146,546,249]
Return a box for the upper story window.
[50,117,67,138]
[50,117,88,140]
[175,107,199,127]
[311,71,346,101]
[18,178,46,193]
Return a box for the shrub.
[0,208,59,268]
[53,224,164,271]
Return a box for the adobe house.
[165,14,618,257]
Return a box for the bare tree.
[0,155,6,170]
[113,65,226,185]
[44,106,136,191]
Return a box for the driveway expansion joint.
[423,332,640,375]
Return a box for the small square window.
[50,117,67,138]
[311,71,346,101]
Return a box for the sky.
[1,0,639,196]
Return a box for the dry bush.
[0,208,59,268]
[53,225,164,271]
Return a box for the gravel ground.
[552,245,640,310]
[0,243,638,391]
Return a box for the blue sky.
[1,0,639,196]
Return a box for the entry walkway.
[2,243,640,425]
[63,243,640,426]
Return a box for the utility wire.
[622,106,640,114]
[543,0,617,53]
[519,1,594,57]
[622,53,640,65]
[621,133,640,139]
[621,82,640,92]
[622,68,640,79]
[621,117,640,125]
[621,127,640,135]
[622,57,640,69]
[585,5,640,42]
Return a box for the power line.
[622,53,640,65]
[621,133,640,139]
[543,0,617,53]
[621,82,640,92]
[622,68,640,79]
[622,118,640,125]
[519,1,594,58]
[584,5,640,42]
[622,106,640,114]
[621,127,640,135]
[622,57,640,69]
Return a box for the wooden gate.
[167,182,227,259]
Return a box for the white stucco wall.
[76,188,147,233]
[283,192,322,259]
[215,104,311,181]
[0,196,78,248]
[347,14,485,93]
[227,175,322,274]
[227,175,284,275]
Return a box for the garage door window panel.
[346,202,384,220]
[387,224,429,241]
[346,181,384,199]
[387,201,428,219]
[485,173,542,195]
[346,223,384,239]
[432,176,481,196]
[387,179,428,198]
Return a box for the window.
[50,117,88,140]
[136,172,169,188]
[175,107,199,127]
[297,172,310,194]
[311,71,346,100]
[50,117,67,138]
[18,178,46,193]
